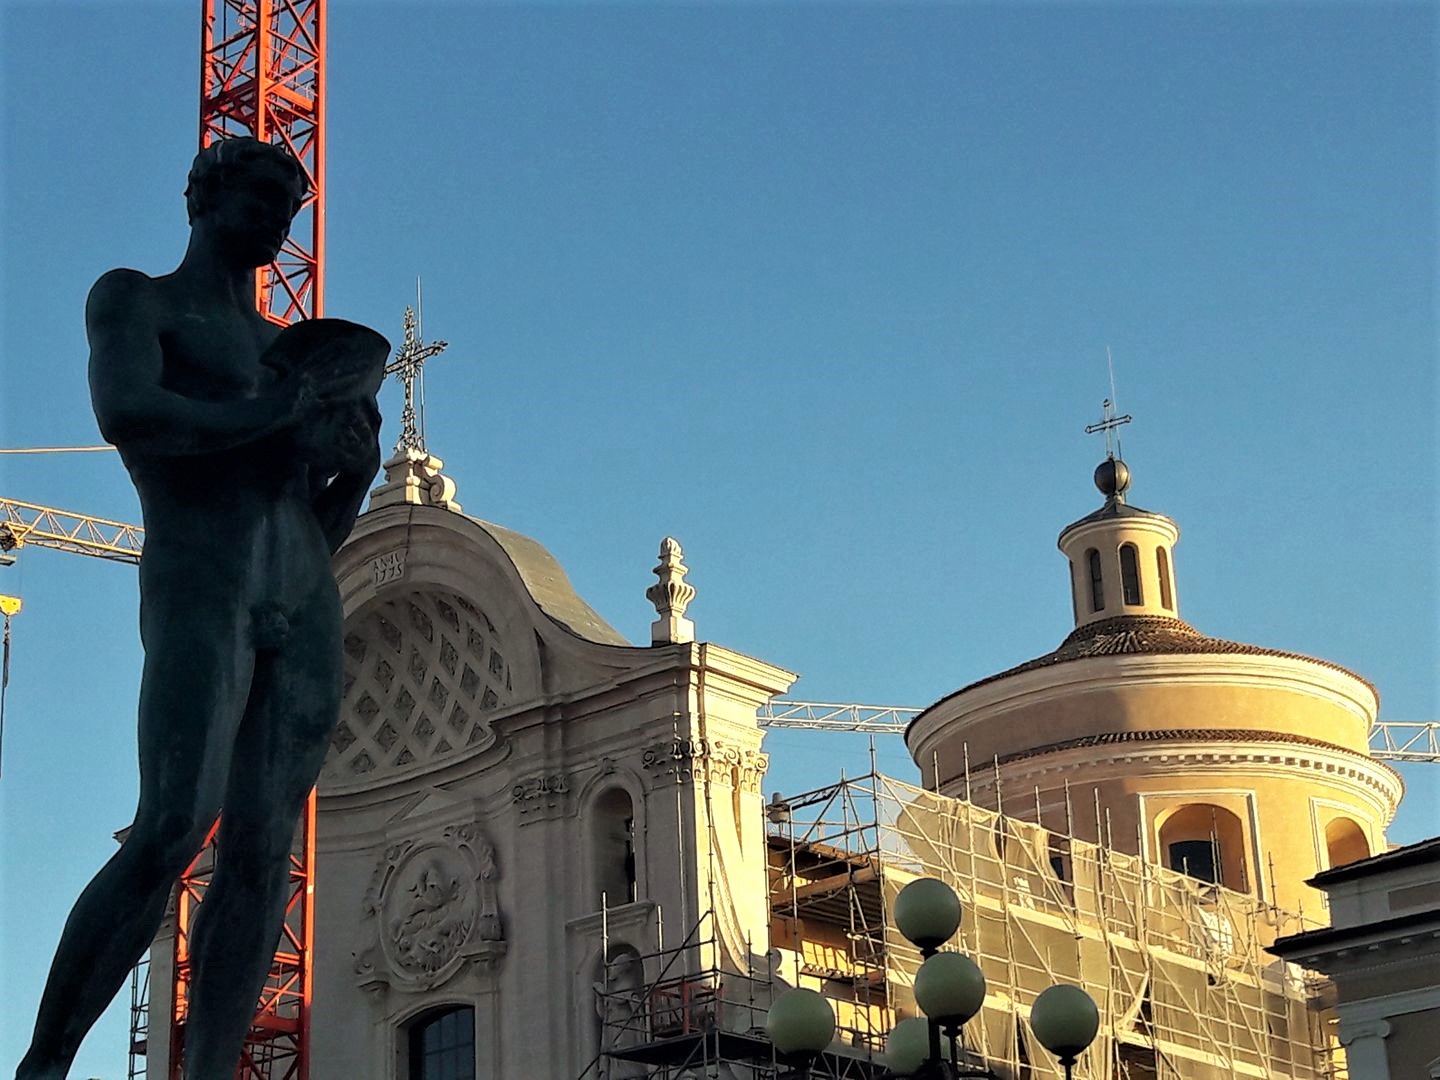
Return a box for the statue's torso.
[156,291,281,403]
[122,274,333,610]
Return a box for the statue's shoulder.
[90,266,157,297]
[87,268,160,322]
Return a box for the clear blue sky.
[2,2,1435,1076]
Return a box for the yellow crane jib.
[0,497,144,564]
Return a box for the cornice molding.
[1339,984,1440,1024]
[957,737,1402,823]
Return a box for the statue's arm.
[312,399,383,554]
[314,468,374,555]
[87,270,298,455]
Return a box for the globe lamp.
[884,1017,948,1076]
[766,987,836,1060]
[893,878,962,953]
[914,952,987,1028]
[1030,984,1099,1077]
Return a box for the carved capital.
[642,736,708,782]
[511,772,572,820]
[738,749,769,793]
[1339,1017,1392,1046]
[640,736,767,791]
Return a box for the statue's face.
[205,156,306,268]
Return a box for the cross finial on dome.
[1082,348,1133,464]
[1084,396,1133,463]
[646,537,696,645]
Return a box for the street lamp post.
[888,878,995,1079]
[765,877,1100,1079]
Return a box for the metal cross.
[384,305,449,454]
[1084,397,1132,460]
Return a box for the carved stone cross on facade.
[384,305,449,454]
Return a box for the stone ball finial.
[1094,457,1131,501]
[646,536,695,645]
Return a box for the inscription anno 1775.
[372,549,406,586]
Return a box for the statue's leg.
[16,594,255,1080]
[182,583,342,1078]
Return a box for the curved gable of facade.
[323,504,642,795]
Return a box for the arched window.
[1324,818,1370,869]
[1086,549,1104,613]
[1119,543,1142,606]
[1069,561,1079,623]
[1158,804,1248,892]
[592,787,637,907]
[1156,547,1173,610]
[408,1005,475,1080]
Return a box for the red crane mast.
[200,0,326,323]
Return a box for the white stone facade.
[304,502,794,1079]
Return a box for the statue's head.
[184,137,309,266]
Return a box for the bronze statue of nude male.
[16,138,388,1080]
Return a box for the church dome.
[905,454,1400,915]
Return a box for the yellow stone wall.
[914,659,1399,918]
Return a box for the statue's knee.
[129,813,211,878]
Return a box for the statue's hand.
[254,370,318,434]
[299,396,381,476]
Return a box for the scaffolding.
[581,913,890,1080]
[768,773,1346,1080]
[129,953,151,1080]
[576,772,1345,1079]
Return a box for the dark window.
[1168,839,1219,884]
[1069,561,1079,622]
[409,1006,475,1080]
[1048,837,1071,883]
[1086,549,1104,613]
[1120,543,1142,605]
[1157,547,1172,610]
[593,788,638,906]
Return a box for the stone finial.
[645,536,695,645]
[367,448,462,513]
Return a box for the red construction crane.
[201,0,325,323]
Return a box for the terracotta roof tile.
[947,614,1376,700]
